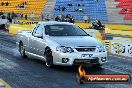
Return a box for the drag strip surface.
[0,32,132,88]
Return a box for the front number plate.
[81,54,93,59]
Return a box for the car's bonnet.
[46,36,100,48]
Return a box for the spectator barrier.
[105,28,132,36]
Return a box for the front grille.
[75,48,96,52]
[73,58,99,65]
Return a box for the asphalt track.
[0,31,132,88]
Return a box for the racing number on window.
[33,25,43,36]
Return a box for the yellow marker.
[0,79,11,88]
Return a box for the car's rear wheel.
[19,42,26,58]
[45,48,54,68]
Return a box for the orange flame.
[78,65,86,76]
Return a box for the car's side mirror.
[78,26,83,29]
[34,33,43,38]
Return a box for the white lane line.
[0,82,5,87]
[0,79,11,88]
[108,54,113,57]
[118,57,122,59]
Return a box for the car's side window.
[32,25,39,35]
[32,24,43,36]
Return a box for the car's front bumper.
[52,51,107,66]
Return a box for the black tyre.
[19,42,26,58]
[45,48,54,68]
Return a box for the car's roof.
[38,21,75,26]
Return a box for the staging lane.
[0,32,132,88]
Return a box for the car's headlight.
[96,45,106,52]
[56,46,74,53]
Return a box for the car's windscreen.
[44,24,88,36]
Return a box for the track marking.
[0,79,11,88]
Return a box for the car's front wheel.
[45,48,54,68]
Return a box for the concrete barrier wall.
[9,23,91,35]
[9,23,132,35]
[105,28,132,36]
[105,24,132,31]
[9,24,34,35]
[15,20,132,30]
[76,23,132,31]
